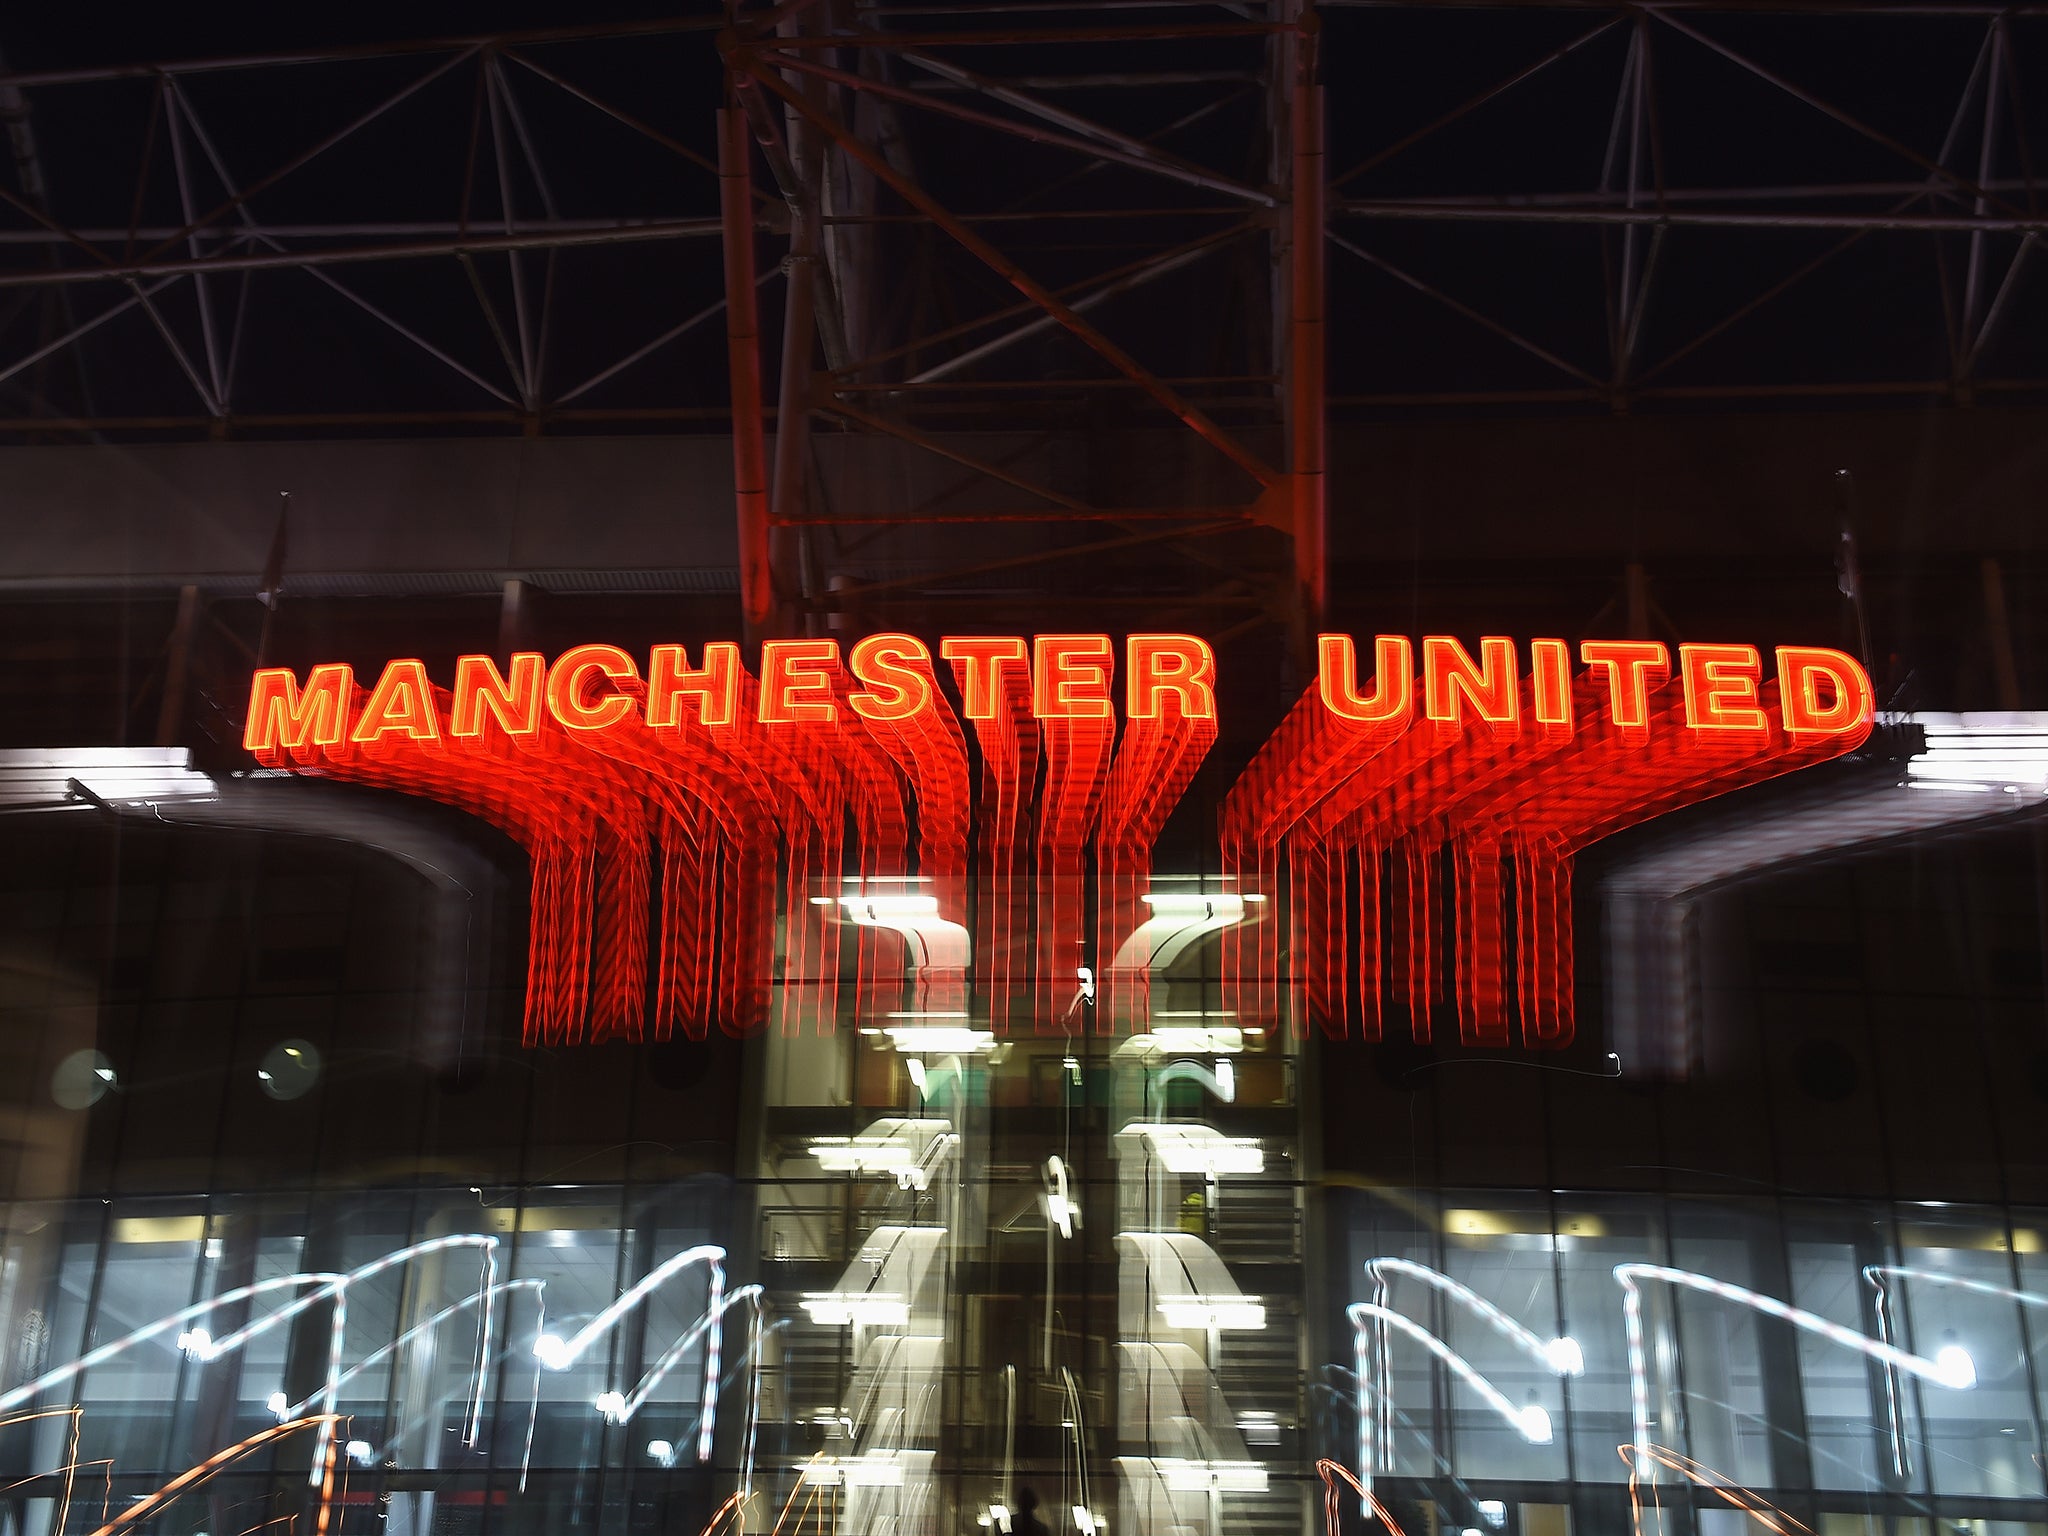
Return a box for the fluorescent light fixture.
[1116,1023,1244,1056]
[1139,892,1249,917]
[1121,1122,1263,1175]
[647,1439,673,1463]
[1153,1458,1268,1493]
[594,1391,627,1421]
[800,1292,910,1326]
[1158,1296,1265,1330]
[1236,1410,1281,1447]
[1907,718,2048,791]
[840,894,942,918]
[884,1026,994,1053]
[802,1455,906,1487]
[810,1120,955,1189]
[0,747,217,809]
[844,1457,908,1487]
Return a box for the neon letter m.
[244,666,354,756]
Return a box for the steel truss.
[0,2,2044,633]
[715,0,1322,638]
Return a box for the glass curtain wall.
[0,811,741,1536]
[1320,829,2048,1536]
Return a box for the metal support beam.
[1983,556,2022,709]
[719,105,776,641]
[154,585,204,746]
[1290,21,1327,629]
[732,47,1281,492]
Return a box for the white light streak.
[0,1233,502,1489]
[1045,1155,1078,1238]
[1614,1262,1973,1477]
[1862,1264,2048,1479]
[530,1244,727,1464]
[1348,1299,1556,1507]
[1357,1256,1580,1498]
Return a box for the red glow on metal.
[245,632,1869,1047]
[1217,633,1871,1048]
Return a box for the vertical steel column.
[1290,14,1328,630]
[769,13,822,636]
[496,576,528,661]
[1982,555,2022,708]
[153,583,203,746]
[718,103,776,642]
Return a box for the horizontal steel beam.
[0,218,729,245]
[0,18,724,88]
[1337,180,2043,207]
[4,376,2047,437]
[1338,202,2048,233]
[772,505,1254,526]
[0,221,726,289]
[1323,1,2048,12]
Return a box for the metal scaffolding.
[0,2,2044,634]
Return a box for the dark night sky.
[1,4,2043,418]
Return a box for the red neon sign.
[245,634,1869,1049]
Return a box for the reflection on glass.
[257,1038,321,1100]
[49,1048,114,1109]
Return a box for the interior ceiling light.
[1118,1122,1263,1176]
[1150,1458,1270,1493]
[1157,1296,1266,1331]
[1114,1021,1245,1057]
[884,1025,995,1054]
[798,1292,910,1326]
[809,1119,955,1188]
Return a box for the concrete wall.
[2,407,2044,599]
